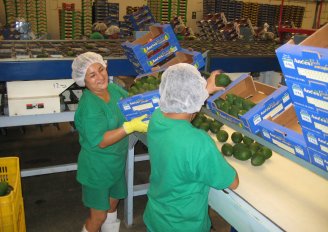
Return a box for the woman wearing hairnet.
[105,25,120,39]
[90,22,107,40]
[72,52,148,232]
[143,63,239,232]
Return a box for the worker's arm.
[99,127,127,148]
[99,115,148,148]
[228,171,239,190]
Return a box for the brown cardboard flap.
[270,105,302,134]
[222,76,256,99]
[157,51,194,69]
[254,81,277,95]
[300,24,328,48]
[250,92,268,103]
[132,26,164,45]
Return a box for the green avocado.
[226,93,236,104]
[199,122,210,131]
[231,132,243,143]
[243,136,254,146]
[258,147,273,159]
[209,120,223,133]
[221,143,233,156]
[214,98,225,109]
[248,142,261,155]
[242,99,256,111]
[233,144,252,161]
[0,181,9,196]
[215,73,232,87]
[251,153,266,166]
[216,130,229,142]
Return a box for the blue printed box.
[122,24,181,74]
[206,74,292,134]
[258,105,310,162]
[285,79,328,114]
[294,105,328,136]
[118,90,160,122]
[308,148,328,172]
[302,127,328,156]
[275,24,328,87]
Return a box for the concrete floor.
[0,123,231,232]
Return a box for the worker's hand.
[123,115,149,134]
[206,70,225,95]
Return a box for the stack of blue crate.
[276,24,328,172]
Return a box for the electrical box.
[7,79,75,116]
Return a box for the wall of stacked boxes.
[1,0,327,40]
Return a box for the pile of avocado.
[0,181,12,197]
[191,112,271,167]
[214,93,256,119]
[220,131,272,166]
[191,113,223,133]
[128,75,161,96]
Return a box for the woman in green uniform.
[72,52,148,232]
[143,63,239,232]
[90,22,107,40]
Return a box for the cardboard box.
[285,79,328,114]
[133,48,205,75]
[302,127,328,156]
[206,74,292,134]
[122,24,181,74]
[259,105,310,162]
[275,24,328,87]
[308,148,328,172]
[118,90,160,122]
[294,105,328,136]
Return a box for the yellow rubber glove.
[123,114,149,134]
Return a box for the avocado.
[221,143,233,156]
[216,130,229,142]
[214,98,225,109]
[192,117,203,128]
[248,142,261,155]
[233,96,243,106]
[209,120,223,133]
[242,99,256,111]
[226,93,236,104]
[251,153,266,166]
[215,73,231,87]
[229,107,239,118]
[258,147,272,159]
[221,102,231,113]
[194,113,207,122]
[199,122,210,131]
[243,136,254,145]
[233,144,252,161]
[231,132,243,143]
[0,181,9,196]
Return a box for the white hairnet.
[93,22,107,32]
[71,52,107,87]
[159,63,209,114]
[105,25,120,35]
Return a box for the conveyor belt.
[0,39,281,80]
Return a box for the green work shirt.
[75,84,128,188]
[90,32,104,40]
[144,109,236,232]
